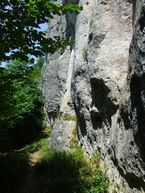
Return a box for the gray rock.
[43,0,145,192]
[42,6,78,123]
[49,119,76,151]
[72,0,134,191]
[43,0,78,151]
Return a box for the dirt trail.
[21,151,42,193]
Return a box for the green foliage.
[82,47,88,61]
[0,0,82,61]
[0,136,109,193]
[35,147,109,193]
[24,138,48,154]
[69,126,79,149]
[79,158,109,193]
[35,148,83,193]
[62,114,77,121]
[30,56,45,81]
[0,60,44,151]
[45,125,52,138]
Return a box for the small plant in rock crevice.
[83,47,88,62]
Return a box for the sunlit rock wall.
[43,0,145,192]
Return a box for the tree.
[0,60,44,151]
[0,0,81,62]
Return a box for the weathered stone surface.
[49,119,75,151]
[125,0,145,189]
[42,48,73,124]
[72,1,134,192]
[43,1,78,150]
[43,0,145,192]
[42,8,77,123]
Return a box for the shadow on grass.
[0,151,29,193]
[34,149,109,193]
[35,151,83,193]
[0,142,109,193]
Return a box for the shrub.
[0,60,44,152]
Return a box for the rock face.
[43,0,145,192]
[48,119,76,151]
[42,0,78,151]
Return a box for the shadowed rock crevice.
[111,153,145,191]
[139,7,145,32]
[129,1,145,165]
[90,78,118,130]
[130,63,145,163]
[64,0,80,50]
[73,102,87,142]
[88,33,105,48]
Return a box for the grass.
[0,125,109,193]
[35,149,82,193]
[69,126,79,148]
[35,146,109,193]
[57,114,78,122]
[25,137,48,154]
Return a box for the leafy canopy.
[0,59,44,151]
[0,0,81,61]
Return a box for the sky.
[39,23,48,32]
[1,23,48,66]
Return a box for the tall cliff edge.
[43,0,145,192]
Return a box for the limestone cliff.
[43,0,145,192]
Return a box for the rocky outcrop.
[126,0,145,189]
[43,0,145,192]
[42,1,78,150]
[42,12,76,124]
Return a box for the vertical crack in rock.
[43,0,80,151]
[125,1,145,189]
[43,0,79,124]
